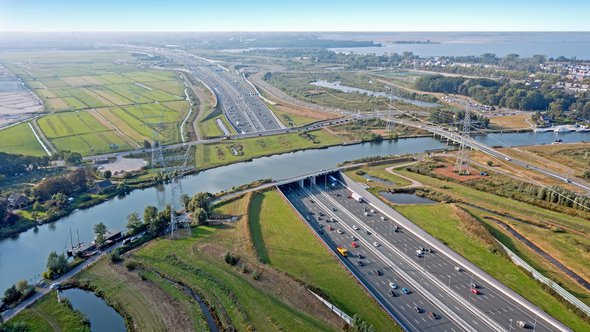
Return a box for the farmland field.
[0,51,191,155]
[0,122,46,156]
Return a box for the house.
[7,193,29,209]
[90,180,114,194]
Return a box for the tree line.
[415,75,590,120]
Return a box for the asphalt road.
[279,176,568,332]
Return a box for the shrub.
[124,261,138,271]
[224,252,239,266]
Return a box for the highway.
[279,174,569,332]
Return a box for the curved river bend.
[0,131,588,290]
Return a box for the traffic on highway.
[279,173,569,332]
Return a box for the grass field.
[345,164,413,190]
[131,229,338,331]
[248,190,398,331]
[194,129,344,169]
[74,259,205,332]
[465,206,590,307]
[6,291,89,332]
[0,122,46,156]
[393,204,588,331]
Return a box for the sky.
[0,0,589,32]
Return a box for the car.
[357,254,365,259]
[373,242,379,247]
[454,266,462,272]
[517,321,528,328]
[428,312,439,320]
[470,288,480,295]
[357,260,365,266]
[415,253,422,258]
[122,238,132,245]
[470,283,478,289]
[351,241,359,248]
[306,216,311,221]
[332,207,337,211]
[336,193,341,197]
[365,230,371,235]
[401,288,411,294]
[370,209,375,213]
[388,290,397,297]
[328,226,334,231]
[319,212,324,217]
[318,230,324,234]
[337,229,344,234]
[374,270,383,276]
[414,306,422,313]
[353,225,359,230]
[364,212,369,216]
[310,199,315,203]
[50,282,61,290]
[388,282,398,289]
[380,216,386,220]
[351,236,358,241]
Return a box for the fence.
[499,241,590,317]
[308,289,352,325]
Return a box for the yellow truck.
[337,246,348,257]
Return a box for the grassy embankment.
[5,291,89,332]
[194,128,345,170]
[248,190,398,331]
[393,203,589,331]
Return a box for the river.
[310,80,439,108]
[1,131,588,291]
[59,288,126,332]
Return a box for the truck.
[337,246,348,257]
[328,175,338,188]
[351,192,364,202]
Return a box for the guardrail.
[308,289,352,325]
[499,241,590,317]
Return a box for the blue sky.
[1,0,588,31]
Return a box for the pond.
[362,174,394,186]
[379,192,437,205]
[59,288,126,332]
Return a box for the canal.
[0,131,588,291]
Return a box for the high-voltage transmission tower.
[169,147,193,238]
[134,89,192,238]
[454,109,472,175]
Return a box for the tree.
[187,192,213,213]
[46,251,68,277]
[64,152,83,165]
[126,212,144,235]
[486,160,494,166]
[94,222,107,246]
[193,208,208,225]
[144,206,160,236]
[3,285,20,305]
[116,180,130,195]
[103,170,112,179]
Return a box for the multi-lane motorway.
[279,174,569,332]
[189,63,284,133]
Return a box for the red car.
[470,288,480,295]
[351,241,359,248]
[328,226,334,231]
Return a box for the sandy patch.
[102,156,147,174]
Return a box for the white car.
[353,225,359,230]
[388,282,398,289]
[337,229,344,234]
[373,242,379,247]
[50,282,60,290]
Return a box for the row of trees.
[2,280,35,309]
[429,109,490,129]
[0,152,51,178]
[125,192,213,237]
[415,75,590,119]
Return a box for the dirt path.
[31,306,61,332]
[384,164,424,189]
